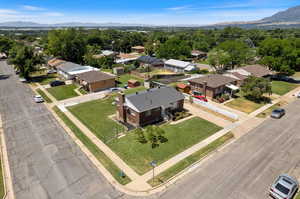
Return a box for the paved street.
[147,99,300,199]
[0,61,122,199]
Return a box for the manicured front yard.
[271,80,298,96]
[108,117,223,174]
[225,97,267,114]
[117,74,144,87]
[53,106,131,185]
[256,101,288,118]
[47,84,79,100]
[31,72,58,85]
[68,98,125,143]
[148,132,234,187]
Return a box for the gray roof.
[189,74,237,88]
[56,62,82,73]
[137,56,163,65]
[76,71,115,83]
[126,86,184,113]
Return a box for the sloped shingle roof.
[126,86,184,113]
[76,71,115,83]
[137,56,163,65]
[241,65,271,77]
[188,74,237,88]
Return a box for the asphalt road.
[0,61,123,199]
[1,60,300,199]
[146,96,300,199]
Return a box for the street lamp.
[150,160,157,184]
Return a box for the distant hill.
[262,6,300,22]
[1,5,300,29]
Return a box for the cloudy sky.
[0,0,299,25]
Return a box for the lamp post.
[150,160,157,184]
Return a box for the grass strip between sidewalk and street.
[36,88,52,103]
[53,106,131,185]
[148,132,234,187]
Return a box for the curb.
[0,115,15,199]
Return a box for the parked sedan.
[193,95,208,102]
[269,174,299,199]
[33,95,44,103]
[50,80,65,87]
[271,108,285,119]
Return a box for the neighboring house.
[47,58,66,69]
[131,46,145,53]
[0,53,7,59]
[113,67,125,75]
[229,65,272,78]
[57,62,99,80]
[164,59,196,73]
[176,83,191,94]
[137,56,164,67]
[75,71,116,92]
[188,74,238,98]
[223,72,248,86]
[115,53,140,64]
[117,86,184,127]
[128,79,140,88]
[93,50,118,59]
[191,50,207,59]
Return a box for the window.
[145,110,151,117]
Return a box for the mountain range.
[0,5,300,29]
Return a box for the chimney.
[203,81,207,98]
[118,92,125,105]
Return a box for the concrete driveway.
[0,61,122,199]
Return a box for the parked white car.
[33,95,44,103]
[269,174,299,199]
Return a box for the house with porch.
[117,86,184,127]
[188,74,238,99]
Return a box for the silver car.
[34,95,44,103]
[269,174,299,199]
[271,108,285,119]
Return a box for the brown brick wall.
[88,78,115,92]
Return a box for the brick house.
[188,74,238,99]
[117,86,184,127]
[75,71,116,92]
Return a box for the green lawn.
[47,84,79,100]
[31,73,58,85]
[117,74,144,87]
[108,117,222,175]
[148,133,234,187]
[225,97,267,114]
[53,106,131,185]
[256,101,288,118]
[271,81,298,96]
[296,193,300,199]
[68,98,125,143]
[36,88,52,103]
[124,86,146,95]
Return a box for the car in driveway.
[269,174,299,199]
[271,108,285,119]
[193,95,208,102]
[109,87,122,92]
[50,80,65,87]
[33,95,44,103]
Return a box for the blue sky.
[0,0,299,25]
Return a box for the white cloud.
[167,5,190,11]
[0,9,18,14]
[43,12,64,17]
[22,5,45,11]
